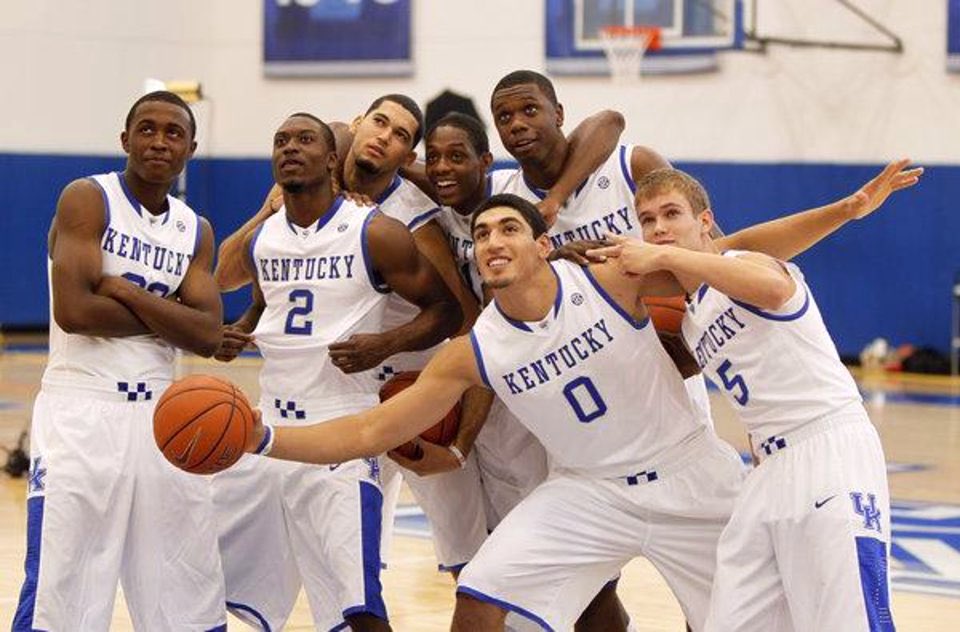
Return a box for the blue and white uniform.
[14,172,226,632]
[494,149,715,430]
[683,252,893,632]
[213,197,390,631]
[458,260,744,631]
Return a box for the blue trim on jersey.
[485,173,493,197]
[248,223,266,279]
[329,621,350,632]
[161,202,171,225]
[316,195,346,233]
[116,171,143,216]
[360,208,390,294]
[226,600,272,632]
[87,176,111,232]
[494,300,533,332]
[204,625,227,632]
[407,206,441,231]
[12,496,44,632]
[521,172,548,200]
[469,331,492,388]
[855,536,895,631]
[551,263,563,317]
[376,174,403,205]
[730,286,810,322]
[695,283,709,304]
[356,481,388,621]
[619,145,636,194]
[456,586,555,631]
[192,217,203,259]
[580,265,649,330]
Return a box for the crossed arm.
[51,179,222,356]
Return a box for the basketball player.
[591,162,921,632]
[13,91,226,631]
[236,193,756,631]
[212,112,463,631]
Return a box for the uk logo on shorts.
[28,456,46,497]
[851,492,883,533]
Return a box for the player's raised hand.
[387,439,463,476]
[844,158,923,220]
[340,189,376,208]
[214,325,254,363]
[328,332,393,373]
[548,239,611,265]
[536,197,562,228]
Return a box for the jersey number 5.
[284,289,314,335]
[717,359,749,405]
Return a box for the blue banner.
[264,0,412,77]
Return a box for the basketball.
[153,374,255,475]
[643,295,687,334]
[379,371,461,460]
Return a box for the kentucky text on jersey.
[501,318,614,394]
[101,227,193,275]
[692,306,747,368]
[257,254,356,283]
[549,206,634,248]
[447,233,473,265]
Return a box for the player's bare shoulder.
[630,144,671,180]
[49,177,109,250]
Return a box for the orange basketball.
[379,371,461,461]
[643,295,687,334]
[153,374,254,475]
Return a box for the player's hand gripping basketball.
[388,438,464,476]
[843,158,923,220]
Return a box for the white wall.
[2,0,958,162]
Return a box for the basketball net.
[599,25,662,83]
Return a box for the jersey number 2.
[563,376,608,423]
[284,289,314,335]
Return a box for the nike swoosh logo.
[175,429,203,464]
[815,494,838,509]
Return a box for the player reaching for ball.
[12,91,228,631]
[589,163,920,632]
[210,112,461,632]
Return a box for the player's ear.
[403,150,417,167]
[348,115,363,134]
[536,233,553,259]
[326,150,339,172]
[120,130,130,154]
[699,208,715,237]
[555,102,565,128]
[187,139,198,159]
[480,152,494,171]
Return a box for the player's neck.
[518,137,569,190]
[494,263,556,322]
[282,183,336,228]
[121,169,173,215]
[454,185,487,216]
[343,155,396,200]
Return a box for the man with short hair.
[14,91,226,631]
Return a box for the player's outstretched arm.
[327,214,463,373]
[102,218,224,357]
[50,179,154,337]
[214,184,283,291]
[539,110,627,225]
[254,336,481,465]
[717,158,923,259]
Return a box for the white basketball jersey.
[375,175,442,372]
[681,250,861,439]
[251,197,389,412]
[471,260,701,477]
[493,145,640,248]
[43,172,201,389]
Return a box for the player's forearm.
[548,110,625,204]
[53,293,152,337]
[658,248,792,309]
[109,284,223,356]
[381,301,463,356]
[718,198,857,261]
[452,386,494,455]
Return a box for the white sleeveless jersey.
[251,197,390,407]
[43,172,201,389]
[375,175,442,371]
[493,145,640,249]
[471,260,701,477]
[681,250,861,439]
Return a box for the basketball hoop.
[599,25,663,83]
